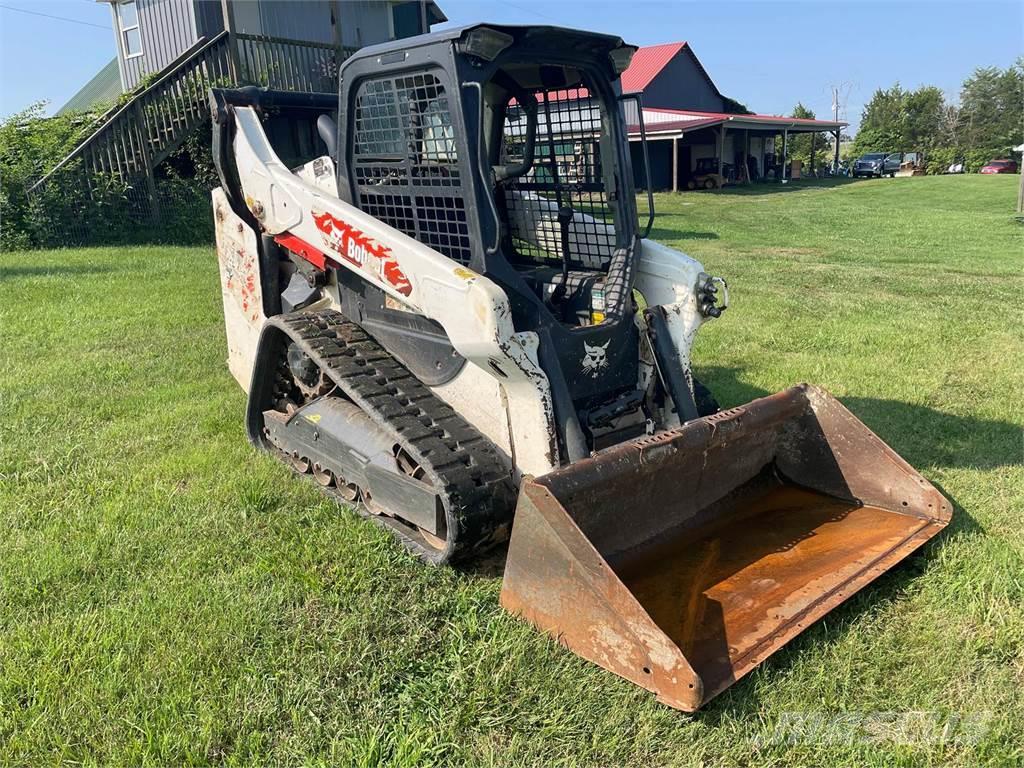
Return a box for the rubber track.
[253,310,517,564]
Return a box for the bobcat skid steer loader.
[209,24,950,711]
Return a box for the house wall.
[193,0,224,38]
[114,0,405,91]
[231,1,335,44]
[224,1,398,48]
[341,2,395,48]
[116,0,202,90]
[641,49,724,113]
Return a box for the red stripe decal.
[274,233,331,271]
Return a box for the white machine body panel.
[218,106,723,476]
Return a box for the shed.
[618,42,847,189]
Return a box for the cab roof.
[343,23,628,67]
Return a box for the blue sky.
[1,0,1020,132]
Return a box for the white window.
[117,1,142,58]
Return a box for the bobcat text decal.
[312,211,413,297]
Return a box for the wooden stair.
[27,31,354,220]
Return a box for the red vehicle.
[980,159,1018,174]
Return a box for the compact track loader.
[210,24,950,711]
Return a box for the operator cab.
[336,24,642,334]
[483,52,630,328]
[334,25,650,448]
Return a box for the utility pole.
[832,85,842,172]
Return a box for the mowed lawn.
[1,175,1021,767]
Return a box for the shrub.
[1,102,217,250]
[0,102,103,250]
[924,147,1000,175]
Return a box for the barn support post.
[810,131,816,175]
[744,129,751,183]
[781,129,789,183]
[718,126,726,181]
[834,129,841,174]
[672,137,679,192]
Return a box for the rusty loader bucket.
[500,384,951,711]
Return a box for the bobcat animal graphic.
[581,340,610,377]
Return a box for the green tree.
[903,86,945,150]
[721,95,753,115]
[852,61,1023,169]
[787,102,829,171]
[959,59,1024,156]
[0,102,99,250]
[852,83,951,156]
[853,84,906,154]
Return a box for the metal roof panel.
[620,41,687,93]
[57,57,123,115]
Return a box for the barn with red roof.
[613,40,846,190]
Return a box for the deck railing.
[28,32,232,197]
[236,33,355,94]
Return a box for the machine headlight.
[697,273,729,318]
[609,45,637,75]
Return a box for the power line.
[496,0,563,25]
[0,3,109,31]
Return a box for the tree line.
[852,58,1022,172]
[787,59,1023,174]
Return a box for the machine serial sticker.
[312,211,413,297]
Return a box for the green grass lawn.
[1,175,1022,767]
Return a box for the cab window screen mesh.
[351,73,472,265]
[500,85,617,269]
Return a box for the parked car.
[853,152,902,178]
[980,159,1018,174]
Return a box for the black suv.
[854,152,902,178]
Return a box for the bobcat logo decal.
[312,211,412,297]
[581,340,610,378]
